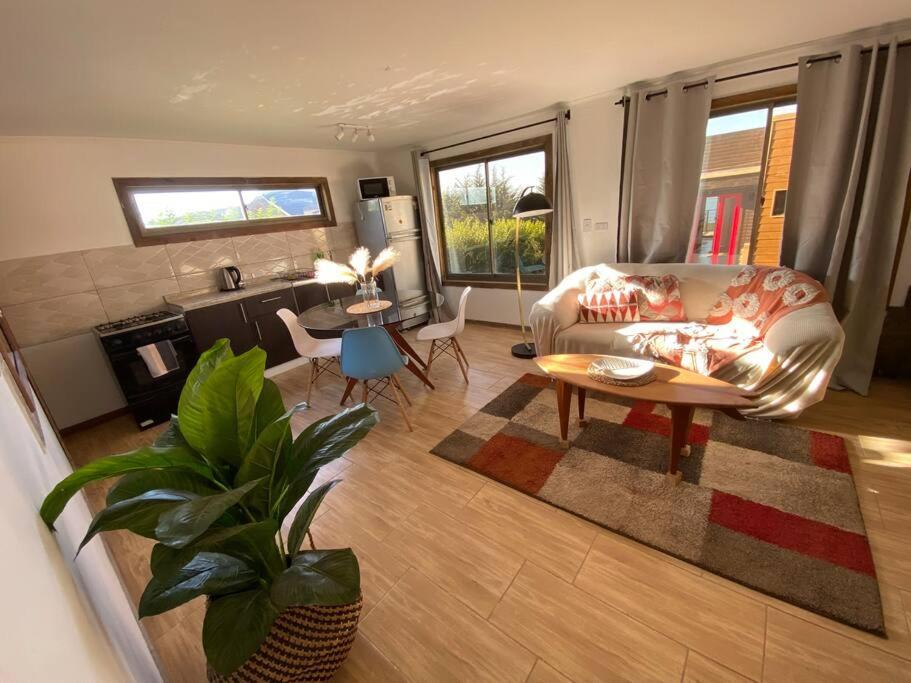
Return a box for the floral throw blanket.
[631,266,827,375]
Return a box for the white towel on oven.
[137,340,179,378]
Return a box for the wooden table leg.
[667,405,695,484]
[577,387,587,426]
[384,324,428,369]
[556,379,572,448]
[383,324,435,389]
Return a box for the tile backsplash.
[0,223,357,346]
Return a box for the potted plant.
[40,339,379,681]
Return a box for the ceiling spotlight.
[351,128,360,143]
[334,125,345,141]
[367,127,375,142]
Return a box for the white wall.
[0,366,160,681]
[0,136,383,260]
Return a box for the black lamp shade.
[512,190,553,218]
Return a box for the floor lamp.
[511,187,553,359]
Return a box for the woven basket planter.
[207,598,363,682]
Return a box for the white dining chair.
[276,308,342,405]
[416,287,472,383]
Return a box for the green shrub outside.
[445,216,546,274]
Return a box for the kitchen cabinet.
[184,287,299,369]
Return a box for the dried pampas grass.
[314,258,358,284]
[348,246,370,278]
[370,247,398,277]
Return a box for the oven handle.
[109,334,193,361]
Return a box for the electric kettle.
[217,266,244,291]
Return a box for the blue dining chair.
[340,326,413,431]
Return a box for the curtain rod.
[613,38,911,105]
[419,110,570,157]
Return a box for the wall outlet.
[582,218,593,233]
[595,221,609,231]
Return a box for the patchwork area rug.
[432,373,884,634]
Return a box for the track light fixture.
[333,123,375,144]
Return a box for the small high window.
[113,177,336,246]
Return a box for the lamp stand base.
[511,342,537,359]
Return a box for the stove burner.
[94,310,180,335]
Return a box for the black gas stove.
[95,310,198,430]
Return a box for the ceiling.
[1,1,908,150]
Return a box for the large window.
[113,177,336,246]
[431,137,551,287]
[688,88,797,266]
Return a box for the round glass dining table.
[297,289,445,392]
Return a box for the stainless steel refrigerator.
[354,195,430,329]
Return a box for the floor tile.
[763,608,911,682]
[333,633,406,682]
[385,504,524,617]
[574,533,765,679]
[490,562,687,681]
[526,658,572,683]
[683,651,753,682]
[456,483,597,582]
[360,569,535,682]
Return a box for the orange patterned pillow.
[621,275,686,321]
[706,266,826,336]
[578,280,641,323]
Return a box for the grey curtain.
[549,109,581,286]
[781,39,911,394]
[411,150,453,321]
[617,79,714,263]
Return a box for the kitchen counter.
[165,277,324,311]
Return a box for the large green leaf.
[235,403,308,515]
[155,478,264,548]
[79,489,198,552]
[177,347,267,470]
[270,549,360,609]
[153,416,192,449]
[251,379,286,442]
[275,404,378,521]
[40,445,215,529]
[107,470,218,506]
[286,480,340,557]
[176,339,233,444]
[203,587,279,675]
[152,521,284,581]
[139,551,257,618]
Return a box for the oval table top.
[297,290,445,331]
[534,353,754,409]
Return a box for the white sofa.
[529,263,845,418]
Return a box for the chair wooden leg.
[391,374,412,406]
[306,358,316,405]
[424,340,437,378]
[453,337,469,367]
[340,377,358,405]
[388,375,413,431]
[362,381,369,404]
[452,339,470,384]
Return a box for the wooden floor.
[64,323,911,683]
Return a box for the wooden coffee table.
[534,354,754,483]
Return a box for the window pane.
[135,190,244,229]
[488,151,547,277]
[241,188,322,220]
[438,163,491,274]
[690,107,766,265]
[689,102,796,266]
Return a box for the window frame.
[430,136,553,290]
[113,176,337,246]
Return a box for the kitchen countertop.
[165,277,323,311]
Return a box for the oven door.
[108,334,198,401]
[358,177,391,199]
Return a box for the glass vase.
[361,278,380,310]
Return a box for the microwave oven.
[357,176,396,200]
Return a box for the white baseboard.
[264,356,309,378]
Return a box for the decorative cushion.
[578,280,641,323]
[621,274,687,321]
[706,265,827,336]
